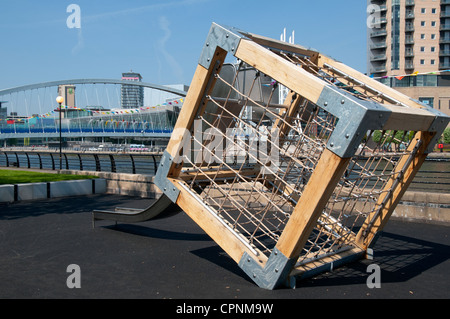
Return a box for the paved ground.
[0,194,449,300]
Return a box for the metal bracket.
[316,85,391,158]
[422,105,450,154]
[154,150,180,203]
[238,248,297,290]
[199,23,242,69]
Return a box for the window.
[421,21,426,27]
[431,21,436,27]
[421,46,426,52]
[416,75,438,87]
[419,97,434,108]
[432,8,437,14]
[391,1,401,70]
[421,34,426,39]
[420,59,425,65]
[431,59,435,65]
[431,47,436,52]
[421,8,426,14]
[431,34,436,40]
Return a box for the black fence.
[0,151,162,175]
[0,151,449,193]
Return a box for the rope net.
[175,52,417,264]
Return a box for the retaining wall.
[61,170,159,198]
[393,191,450,225]
[61,170,450,225]
[5,168,447,225]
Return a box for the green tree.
[443,127,450,144]
[372,130,411,151]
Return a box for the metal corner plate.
[316,85,391,158]
[154,150,180,203]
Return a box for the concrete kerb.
[0,184,14,203]
[0,178,106,203]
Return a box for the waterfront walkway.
[0,194,449,299]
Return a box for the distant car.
[129,144,149,151]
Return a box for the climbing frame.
[155,23,449,289]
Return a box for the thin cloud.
[83,0,210,23]
[71,28,85,55]
[157,16,184,83]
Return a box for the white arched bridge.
[0,78,187,139]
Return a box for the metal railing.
[0,150,162,175]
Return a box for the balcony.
[371,4,387,13]
[440,37,450,43]
[371,66,387,73]
[441,11,450,18]
[405,0,415,6]
[405,37,415,44]
[405,62,415,70]
[405,12,415,19]
[405,50,415,57]
[370,54,387,62]
[370,30,388,38]
[405,24,415,32]
[441,24,450,31]
[370,42,387,50]
[440,50,450,57]
[439,62,450,69]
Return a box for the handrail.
[0,150,162,175]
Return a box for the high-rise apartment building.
[367,0,450,117]
[57,85,76,108]
[121,72,144,109]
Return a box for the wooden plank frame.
[154,23,450,289]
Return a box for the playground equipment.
[96,23,450,289]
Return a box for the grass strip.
[0,169,97,185]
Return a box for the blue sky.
[0,0,368,90]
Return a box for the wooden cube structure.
[154,23,449,289]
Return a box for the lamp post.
[56,96,64,170]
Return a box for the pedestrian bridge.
[0,78,187,139]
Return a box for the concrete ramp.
[92,193,179,225]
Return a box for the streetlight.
[56,96,64,170]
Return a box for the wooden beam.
[235,39,326,105]
[355,131,435,249]
[291,247,364,279]
[241,32,320,62]
[166,47,228,177]
[273,91,304,137]
[173,178,267,265]
[275,149,350,259]
[381,104,436,131]
[317,54,426,110]
[179,167,261,182]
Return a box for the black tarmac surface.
[0,194,449,300]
